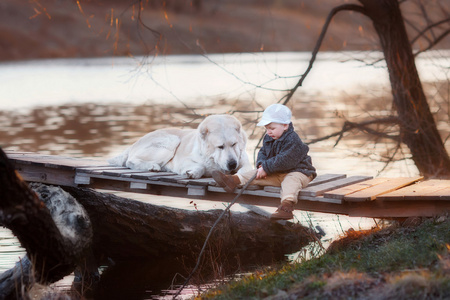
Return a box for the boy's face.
[264,122,289,140]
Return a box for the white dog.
[108,114,252,179]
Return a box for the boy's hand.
[256,166,267,179]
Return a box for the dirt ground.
[0,0,449,61]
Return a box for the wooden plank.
[89,168,130,175]
[44,160,96,170]
[207,185,279,198]
[130,172,177,180]
[246,185,264,191]
[187,185,206,196]
[301,176,373,197]
[76,166,128,173]
[15,156,81,170]
[400,181,450,201]
[263,186,281,193]
[243,189,280,197]
[423,186,450,201]
[15,163,77,187]
[9,158,33,165]
[308,173,347,187]
[323,177,390,200]
[5,150,35,155]
[202,183,343,204]
[209,189,275,202]
[7,153,52,161]
[177,178,215,186]
[7,152,107,169]
[74,174,91,185]
[159,175,189,183]
[130,182,148,189]
[378,180,450,201]
[346,200,450,218]
[344,176,423,202]
[295,199,349,215]
[440,189,450,200]
[298,195,342,204]
[102,169,151,177]
[263,173,347,193]
[81,174,186,188]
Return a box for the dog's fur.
[108,114,252,178]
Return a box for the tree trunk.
[358,0,450,178]
[63,186,314,265]
[0,150,92,300]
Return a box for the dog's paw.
[186,169,204,179]
[126,159,161,172]
[146,163,161,172]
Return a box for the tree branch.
[410,15,450,50]
[135,0,163,55]
[414,28,450,56]
[281,4,367,106]
[307,116,400,146]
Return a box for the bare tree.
[281,0,450,178]
[360,0,450,177]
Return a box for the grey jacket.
[256,123,316,178]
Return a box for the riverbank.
[201,215,450,299]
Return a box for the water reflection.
[0,96,378,155]
[84,259,188,300]
[0,104,197,157]
[2,93,441,177]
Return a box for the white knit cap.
[257,104,292,126]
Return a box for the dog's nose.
[227,159,237,171]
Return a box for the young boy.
[212,103,316,220]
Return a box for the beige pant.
[237,170,312,204]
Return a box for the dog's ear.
[198,122,208,140]
[238,126,248,149]
[234,123,241,133]
[231,117,241,133]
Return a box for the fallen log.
[63,186,315,265]
[65,186,315,297]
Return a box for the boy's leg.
[237,171,283,187]
[213,169,283,193]
[270,172,312,220]
[235,169,257,185]
[280,172,312,204]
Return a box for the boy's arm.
[256,144,268,168]
[261,138,309,174]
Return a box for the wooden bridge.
[6,151,450,219]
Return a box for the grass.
[198,215,450,299]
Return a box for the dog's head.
[198,114,247,174]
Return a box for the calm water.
[1,51,449,298]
